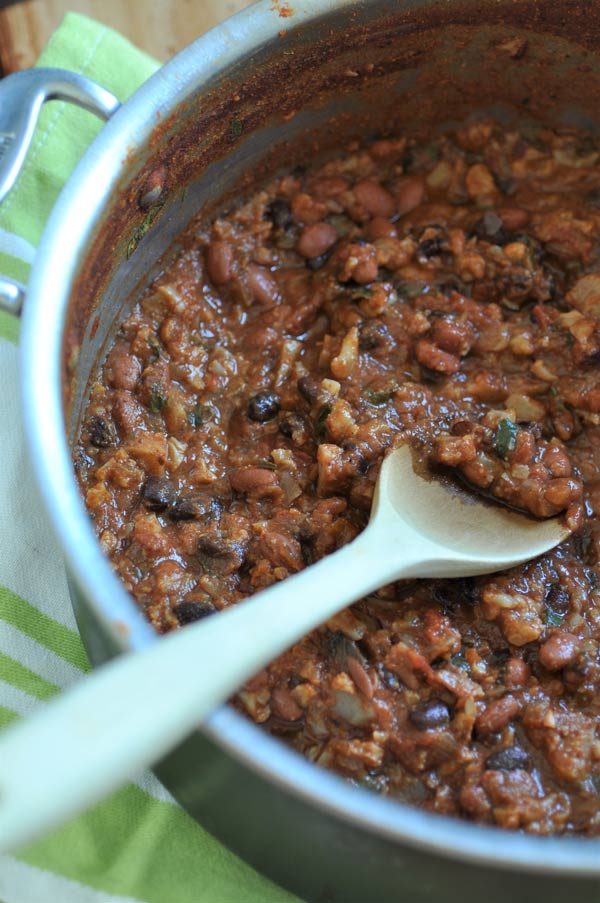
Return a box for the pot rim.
[19,0,600,875]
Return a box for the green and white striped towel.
[0,13,298,903]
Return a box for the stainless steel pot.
[5,1,600,900]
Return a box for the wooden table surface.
[0,0,255,73]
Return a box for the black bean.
[485,746,530,771]
[169,499,200,521]
[306,252,330,271]
[358,320,389,351]
[496,176,515,196]
[197,536,245,575]
[324,631,366,668]
[247,391,281,422]
[268,715,304,734]
[175,600,216,625]
[344,443,369,476]
[170,496,222,522]
[376,663,402,691]
[143,476,176,511]
[298,530,314,566]
[266,198,293,231]
[88,415,115,448]
[587,187,600,208]
[297,375,320,404]
[458,577,478,606]
[409,699,451,730]
[472,211,509,244]
[74,447,95,472]
[433,577,478,612]
[545,584,571,615]
[279,413,305,440]
[418,236,444,258]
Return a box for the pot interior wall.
[65,0,600,437]
[58,2,600,898]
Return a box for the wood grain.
[0,0,254,73]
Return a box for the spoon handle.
[0,521,417,852]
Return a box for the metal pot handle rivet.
[0,67,120,316]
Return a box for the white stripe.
[0,341,77,631]
[0,854,144,903]
[133,769,178,806]
[0,684,177,807]
[0,227,35,264]
[0,680,40,717]
[0,623,83,688]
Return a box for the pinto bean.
[354,178,397,218]
[395,176,425,216]
[539,632,581,672]
[296,222,338,259]
[112,391,147,435]
[229,466,279,495]
[498,206,529,231]
[476,695,519,736]
[543,477,581,511]
[346,656,374,699]
[271,685,304,721]
[105,346,141,391]
[415,340,460,374]
[338,243,378,284]
[505,656,530,688]
[366,217,398,241]
[431,317,475,357]
[247,263,280,306]
[310,176,349,199]
[206,240,234,285]
[541,444,572,478]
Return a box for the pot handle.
[0,68,120,316]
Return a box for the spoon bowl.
[0,443,570,851]
[376,443,571,574]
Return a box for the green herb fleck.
[148,335,162,361]
[396,280,427,300]
[550,386,559,397]
[314,403,333,441]
[257,459,277,471]
[450,652,471,673]
[543,609,565,628]
[276,234,296,250]
[327,214,354,237]
[188,404,215,428]
[229,118,243,141]
[149,383,167,413]
[493,418,519,458]
[364,385,397,406]
[587,570,599,590]
[351,286,372,300]
[358,773,387,794]
[127,202,164,259]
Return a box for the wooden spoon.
[0,444,569,851]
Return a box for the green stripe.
[20,784,300,903]
[0,705,18,728]
[0,651,58,701]
[0,251,29,288]
[0,308,19,344]
[0,586,90,673]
